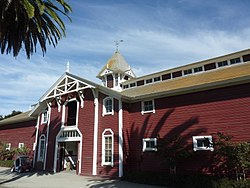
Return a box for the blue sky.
[0,0,250,115]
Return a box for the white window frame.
[141,100,155,115]
[18,143,24,149]
[102,129,114,167]
[6,143,11,150]
[38,135,46,162]
[192,135,214,151]
[142,138,157,152]
[103,97,114,116]
[41,109,48,124]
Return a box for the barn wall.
[124,83,250,174]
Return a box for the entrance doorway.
[58,142,79,172]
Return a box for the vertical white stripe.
[33,115,40,168]
[92,90,99,175]
[118,99,123,177]
[44,105,51,170]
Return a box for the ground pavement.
[0,167,165,188]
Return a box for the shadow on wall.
[123,108,209,174]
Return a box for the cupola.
[97,51,136,91]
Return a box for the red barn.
[0,49,250,178]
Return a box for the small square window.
[41,110,48,124]
[143,138,157,152]
[154,77,161,82]
[130,83,136,88]
[6,143,11,151]
[183,69,192,75]
[141,100,155,114]
[230,57,241,65]
[193,66,203,73]
[146,79,153,84]
[193,136,214,151]
[218,60,228,67]
[18,143,24,149]
[123,85,129,89]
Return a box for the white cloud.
[0,1,250,115]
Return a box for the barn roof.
[120,62,250,100]
[0,111,36,126]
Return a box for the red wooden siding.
[97,93,119,177]
[78,89,95,176]
[123,83,250,174]
[0,120,36,157]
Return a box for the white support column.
[44,105,51,170]
[33,115,40,168]
[118,99,123,177]
[92,89,99,175]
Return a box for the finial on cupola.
[66,61,70,73]
[114,40,123,52]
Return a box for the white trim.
[142,138,157,152]
[92,90,99,175]
[103,97,114,116]
[141,99,155,115]
[118,99,123,177]
[53,127,82,174]
[102,128,114,167]
[44,105,51,170]
[33,115,40,167]
[37,134,46,162]
[192,135,214,151]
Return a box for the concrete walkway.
[0,167,165,188]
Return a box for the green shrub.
[123,171,250,188]
[0,160,13,167]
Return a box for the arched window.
[103,97,114,116]
[38,135,46,162]
[102,129,114,166]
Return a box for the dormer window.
[103,97,114,116]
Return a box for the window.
[123,84,129,89]
[218,60,228,67]
[130,83,136,88]
[143,138,157,152]
[183,69,192,75]
[67,100,77,126]
[103,97,114,116]
[18,143,24,149]
[145,78,153,84]
[115,74,119,87]
[41,109,48,124]
[230,57,241,65]
[193,136,214,151]
[154,77,161,82]
[141,100,155,114]
[6,143,11,150]
[102,129,114,166]
[193,66,203,73]
[38,135,46,161]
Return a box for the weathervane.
[114,40,123,52]
[66,61,70,73]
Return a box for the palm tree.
[0,0,72,59]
